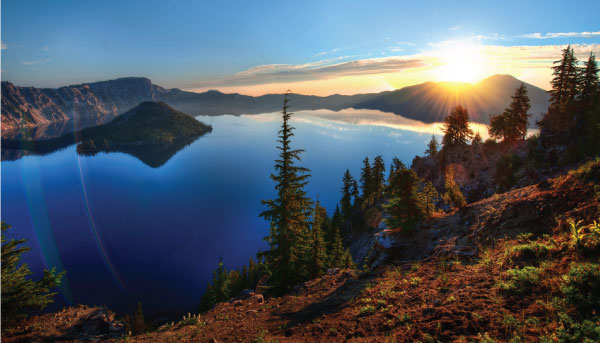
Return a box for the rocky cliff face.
[1,77,167,131]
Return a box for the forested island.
[1,102,212,167]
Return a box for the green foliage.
[80,102,212,148]
[561,263,600,315]
[340,170,356,224]
[1,222,64,329]
[538,48,600,161]
[384,168,424,232]
[495,153,523,192]
[540,46,579,136]
[441,105,473,148]
[472,132,482,145]
[555,312,600,343]
[510,241,552,260]
[308,200,328,277]
[198,256,267,312]
[497,266,541,295]
[415,181,439,217]
[568,158,600,183]
[442,167,466,208]
[475,332,496,343]
[358,304,376,316]
[488,84,531,142]
[425,134,439,156]
[123,302,151,335]
[567,218,600,254]
[359,155,387,206]
[260,92,313,293]
[360,157,374,200]
[328,226,346,268]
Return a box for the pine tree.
[343,248,355,269]
[540,45,579,136]
[416,181,439,217]
[579,52,599,102]
[1,222,64,328]
[340,170,355,222]
[260,92,313,293]
[309,199,328,278]
[442,167,466,208]
[360,157,373,198]
[578,52,600,157]
[441,105,473,148]
[123,302,150,336]
[372,155,386,197]
[489,84,531,142]
[384,169,423,232]
[327,205,342,248]
[351,180,360,206]
[425,134,439,156]
[472,132,482,145]
[329,226,345,268]
[389,157,406,176]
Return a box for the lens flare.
[76,154,126,289]
[20,159,75,304]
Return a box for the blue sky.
[1,0,599,95]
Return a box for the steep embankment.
[6,161,598,343]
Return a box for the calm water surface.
[1,109,443,317]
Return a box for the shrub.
[496,154,523,192]
[510,242,553,260]
[359,305,376,316]
[561,263,600,315]
[1,222,64,329]
[568,157,600,183]
[443,167,466,208]
[497,266,541,295]
[556,312,600,343]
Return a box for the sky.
[1,0,599,96]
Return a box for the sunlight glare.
[434,40,486,83]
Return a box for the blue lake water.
[1,109,448,318]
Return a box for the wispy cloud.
[22,57,53,65]
[1,41,7,50]
[450,25,461,31]
[521,31,600,39]
[41,45,51,52]
[314,47,342,57]
[192,56,426,87]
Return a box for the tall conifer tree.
[260,92,312,293]
[441,105,473,148]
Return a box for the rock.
[374,229,395,249]
[238,289,254,297]
[327,268,340,275]
[422,307,436,316]
[250,294,264,304]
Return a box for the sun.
[434,40,486,83]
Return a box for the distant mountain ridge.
[1,75,549,131]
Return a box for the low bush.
[497,266,541,295]
[510,241,553,261]
[495,153,523,192]
[561,263,600,315]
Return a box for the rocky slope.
[5,161,597,343]
[1,75,549,131]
